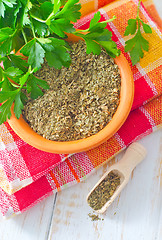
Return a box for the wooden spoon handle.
[114,142,147,176]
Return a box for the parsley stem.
[137,0,142,19]
[73,29,88,33]
[31,24,36,38]
[10,28,18,38]
[75,15,116,33]
[30,14,46,23]
[21,29,27,44]
[100,15,116,24]
[46,12,55,24]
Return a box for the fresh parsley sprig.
[73,13,120,58]
[124,0,152,65]
[0,62,49,122]
[0,0,120,124]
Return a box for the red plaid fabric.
[0,0,161,217]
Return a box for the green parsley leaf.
[84,39,101,55]
[22,11,31,26]
[45,46,71,69]
[1,76,14,91]
[2,0,16,8]
[55,0,81,22]
[130,42,143,65]
[140,35,149,51]
[0,27,14,42]
[97,39,120,58]
[21,0,32,26]
[20,91,28,105]
[19,71,30,86]
[0,1,21,28]
[140,20,152,34]
[45,37,66,48]
[124,1,152,65]
[32,19,48,37]
[4,66,23,77]
[41,37,68,55]
[27,75,45,99]
[9,54,28,72]
[49,18,74,38]
[124,35,137,52]
[42,38,71,69]
[20,39,35,56]
[28,42,45,68]
[89,11,101,29]
[0,38,12,56]
[36,37,51,44]
[12,31,25,52]
[74,13,120,58]
[0,1,5,18]
[88,12,107,32]
[0,89,18,102]
[30,1,53,21]
[2,66,23,84]
[0,88,19,124]
[125,29,149,65]
[124,19,137,36]
[0,0,17,18]
[14,91,24,118]
[30,74,49,90]
[21,39,45,69]
[40,1,53,20]
[0,97,14,123]
[53,0,61,15]
[2,56,12,69]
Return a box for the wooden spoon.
[87,142,147,213]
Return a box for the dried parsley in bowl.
[23,41,121,141]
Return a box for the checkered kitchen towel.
[0,0,162,217]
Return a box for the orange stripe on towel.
[66,158,80,183]
[49,170,61,191]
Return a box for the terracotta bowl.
[7,35,134,154]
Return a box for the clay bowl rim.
[7,37,134,154]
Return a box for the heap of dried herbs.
[87,171,120,211]
[23,41,121,141]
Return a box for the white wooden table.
[0,128,161,240]
[0,1,162,239]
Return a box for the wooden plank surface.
[0,194,55,240]
[48,130,162,240]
